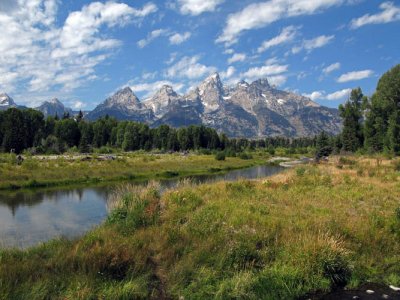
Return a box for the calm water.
[0,165,283,248]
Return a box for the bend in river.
[0,164,283,249]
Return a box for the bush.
[215,152,226,161]
[296,167,306,176]
[239,152,253,160]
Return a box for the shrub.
[239,152,253,160]
[338,157,356,166]
[296,167,306,176]
[215,152,226,161]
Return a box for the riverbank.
[0,156,399,299]
[0,151,270,191]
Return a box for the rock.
[389,285,400,291]
[366,289,375,294]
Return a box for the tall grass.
[0,152,268,190]
[0,157,399,299]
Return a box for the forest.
[0,64,399,157]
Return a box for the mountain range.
[1,73,342,138]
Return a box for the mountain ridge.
[1,74,342,137]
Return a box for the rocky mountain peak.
[36,98,72,117]
[236,80,250,89]
[48,98,61,104]
[250,78,271,90]
[105,87,141,108]
[157,85,178,97]
[196,72,224,112]
[0,93,16,106]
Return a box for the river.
[0,164,283,248]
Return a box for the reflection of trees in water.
[0,187,110,216]
[0,166,285,216]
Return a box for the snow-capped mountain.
[86,73,342,137]
[86,87,154,122]
[1,74,341,137]
[0,93,18,110]
[35,98,73,117]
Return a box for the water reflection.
[0,165,283,248]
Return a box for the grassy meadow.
[0,151,273,190]
[0,156,399,299]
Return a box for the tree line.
[0,109,316,155]
[315,64,400,157]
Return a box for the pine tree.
[339,88,364,152]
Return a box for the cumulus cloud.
[216,0,345,45]
[227,53,247,64]
[351,2,400,29]
[169,32,191,45]
[337,70,374,82]
[292,35,334,54]
[257,26,299,53]
[323,62,341,74]
[130,80,185,98]
[177,0,224,15]
[138,29,169,48]
[220,66,236,79]
[0,0,157,102]
[303,88,352,101]
[241,61,288,85]
[166,56,217,79]
[267,75,287,86]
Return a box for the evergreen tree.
[364,64,400,152]
[339,88,364,152]
[315,131,332,160]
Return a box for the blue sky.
[0,0,399,110]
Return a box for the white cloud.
[166,56,217,79]
[169,32,191,44]
[223,48,234,54]
[323,62,341,74]
[292,35,334,54]
[130,80,184,98]
[303,91,325,101]
[216,0,345,45]
[228,53,247,64]
[303,88,352,101]
[257,26,299,53]
[0,0,157,103]
[241,62,288,85]
[337,70,374,82]
[220,66,236,79]
[137,29,169,48]
[70,100,86,110]
[325,88,352,100]
[268,75,287,86]
[178,0,224,15]
[351,2,400,29]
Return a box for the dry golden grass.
[0,156,399,299]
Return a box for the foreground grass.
[0,151,268,190]
[1,156,400,299]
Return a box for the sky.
[0,0,399,110]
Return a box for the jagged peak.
[158,85,176,95]
[237,80,249,88]
[250,78,271,89]
[204,72,221,84]
[46,98,62,105]
[0,93,15,105]
[117,86,134,95]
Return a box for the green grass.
[0,151,269,191]
[1,157,399,299]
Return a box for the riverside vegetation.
[0,151,271,190]
[0,156,399,299]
